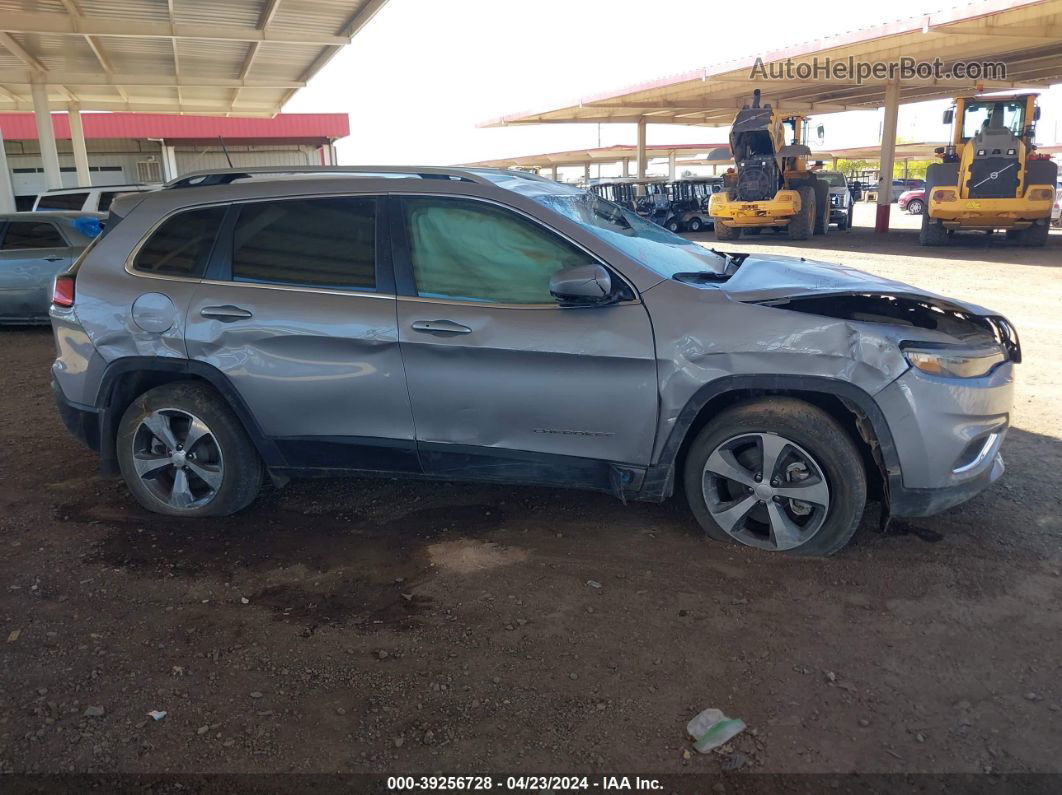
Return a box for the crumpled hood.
[718,252,994,315]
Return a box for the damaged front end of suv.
[645,251,1018,522]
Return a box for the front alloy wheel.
[131,408,224,509]
[683,398,867,556]
[702,432,829,551]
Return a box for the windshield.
[817,172,846,188]
[961,100,1026,140]
[533,192,725,277]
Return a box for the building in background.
[1,112,349,209]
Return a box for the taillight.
[52,274,75,308]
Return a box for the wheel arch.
[93,357,283,475]
[641,375,901,504]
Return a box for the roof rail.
[163,166,493,189]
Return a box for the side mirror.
[549,264,613,307]
[816,124,825,140]
[1033,106,1041,121]
[942,109,954,125]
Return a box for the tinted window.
[2,221,66,250]
[133,206,225,277]
[37,192,89,211]
[403,197,597,304]
[232,197,376,290]
[97,191,122,212]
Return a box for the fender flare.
[640,374,902,501]
[93,356,285,472]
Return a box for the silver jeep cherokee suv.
[49,166,1019,556]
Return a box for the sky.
[284,0,1062,175]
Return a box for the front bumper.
[52,377,101,453]
[890,453,1004,517]
[875,363,1014,517]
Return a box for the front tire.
[117,381,263,517]
[788,186,815,240]
[682,399,867,557]
[688,217,703,232]
[715,220,741,240]
[906,199,925,215]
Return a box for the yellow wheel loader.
[708,89,829,241]
[921,94,1056,247]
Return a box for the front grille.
[967,158,1020,199]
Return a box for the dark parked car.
[0,212,103,324]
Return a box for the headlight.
[902,344,1007,378]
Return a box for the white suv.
[33,184,156,214]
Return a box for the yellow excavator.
[921,93,1056,246]
[709,89,829,241]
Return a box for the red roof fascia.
[0,112,349,142]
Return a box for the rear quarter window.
[133,206,226,278]
[36,192,90,211]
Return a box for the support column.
[622,158,630,178]
[159,142,179,182]
[31,80,62,190]
[67,103,91,187]
[550,165,558,182]
[668,151,676,181]
[583,162,590,183]
[636,118,647,179]
[875,79,900,233]
[0,127,15,213]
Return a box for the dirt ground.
[1,204,1061,780]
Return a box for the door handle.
[411,319,472,336]
[200,305,253,322]
[43,256,64,262]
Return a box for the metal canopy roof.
[465,143,729,170]
[0,0,386,116]
[483,0,1062,127]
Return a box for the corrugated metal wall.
[6,141,318,199]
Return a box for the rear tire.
[919,213,948,246]
[715,220,741,240]
[683,399,867,557]
[906,198,925,215]
[117,381,263,517]
[1013,221,1049,247]
[813,180,830,235]
[788,186,814,240]
[688,217,703,232]
[667,218,682,233]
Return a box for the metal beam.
[0,11,351,45]
[933,23,1062,39]
[0,71,304,88]
[0,32,46,72]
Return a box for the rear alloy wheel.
[688,217,703,232]
[683,399,866,556]
[906,198,925,215]
[117,382,262,517]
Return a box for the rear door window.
[36,192,89,211]
[2,221,66,249]
[231,197,377,290]
[133,206,225,277]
